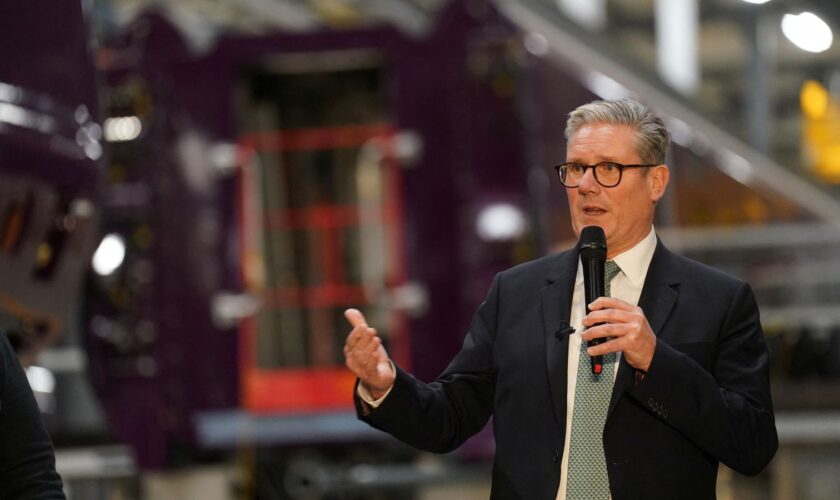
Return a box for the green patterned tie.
[566,260,621,499]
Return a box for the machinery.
[86,2,530,496]
[0,1,101,365]
[4,1,840,498]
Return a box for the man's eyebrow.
[565,156,622,163]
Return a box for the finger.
[344,327,364,352]
[349,327,378,352]
[361,334,382,354]
[582,308,633,327]
[344,308,368,329]
[345,327,376,355]
[580,324,623,342]
[586,338,623,356]
[344,330,366,355]
[588,296,634,311]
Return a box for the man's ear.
[649,164,670,203]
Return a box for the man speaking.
[342,98,778,499]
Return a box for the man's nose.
[577,167,600,193]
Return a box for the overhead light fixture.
[741,0,772,5]
[103,116,142,142]
[781,12,833,53]
[476,203,528,241]
[92,233,127,276]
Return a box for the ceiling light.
[103,116,142,142]
[476,203,527,241]
[782,12,833,53]
[92,233,127,276]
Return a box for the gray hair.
[565,98,670,164]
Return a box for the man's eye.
[569,164,585,173]
[600,163,618,171]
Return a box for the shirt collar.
[575,226,657,288]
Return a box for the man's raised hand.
[343,308,395,399]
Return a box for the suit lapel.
[608,239,680,418]
[542,248,579,434]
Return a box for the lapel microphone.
[556,320,576,339]
[579,226,607,374]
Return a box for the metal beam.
[494,0,840,230]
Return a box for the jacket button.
[552,450,560,463]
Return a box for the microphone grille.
[579,225,606,261]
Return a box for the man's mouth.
[583,206,607,215]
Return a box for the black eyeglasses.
[553,162,658,188]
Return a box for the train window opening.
[236,55,410,411]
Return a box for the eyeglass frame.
[553,161,659,188]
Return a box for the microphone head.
[579,226,607,262]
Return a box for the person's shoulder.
[497,247,575,283]
[665,247,746,290]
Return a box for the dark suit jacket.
[0,333,65,499]
[358,239,778,499]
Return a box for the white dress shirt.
[556,227,657,500]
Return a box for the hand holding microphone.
[578,226,657,373]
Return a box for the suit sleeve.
[355,273,500,453]
[0,333,65,499]
[628,281,778,475]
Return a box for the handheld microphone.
[579,226,607,374]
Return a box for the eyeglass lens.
[561,163,621,187]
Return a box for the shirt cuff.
[356,360,396,408]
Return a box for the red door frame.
[236,123,411,413]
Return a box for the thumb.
[344,308,368,328]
